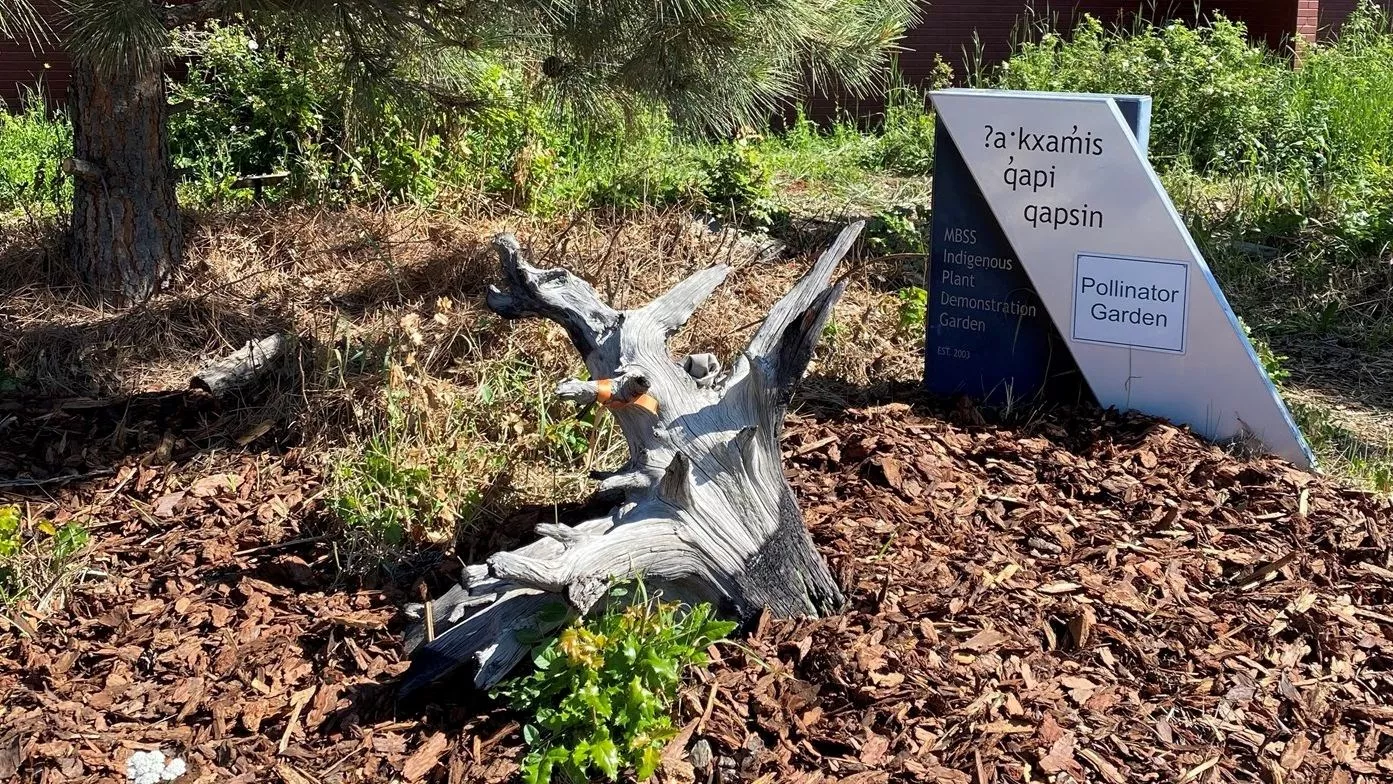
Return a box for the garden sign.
[927,88,1314,468]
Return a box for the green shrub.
[168,22,330,202]
[700,134,776,227]
[503,106,703,216]
[0,90,71,213]
[166,20,701,210]
[169,20,498,205]
[495,586,736,784]
[991,2,1393,182]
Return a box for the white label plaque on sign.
[1072,254,1187,353]
[930,88,1314,468]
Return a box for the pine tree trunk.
[401,223,865,698]
[68,57,183,305]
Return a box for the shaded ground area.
[1,392,1389,783]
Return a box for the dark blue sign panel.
[926,95,1151,406]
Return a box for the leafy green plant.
[0,506,20,560]
[866,205,926,255]
[1236,317,1290,385]
[896,286,927,332]
[0,505,92,606]
[0,88,71,214]
[331,442,446,548]
[701,135,776,228]
[495,585,736,784]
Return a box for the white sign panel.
[931,88,1313,468]
[1072,254,1187,353]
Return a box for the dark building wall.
[0,0,69,108]
[1319,0,1393,35]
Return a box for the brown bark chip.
[2,398,1389,783]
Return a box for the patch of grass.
[324,300,625,575]
[1290,402,1393,494]
[0,504,92,609]
[494,583,736,784]
[1288,4,1393,179]
[1167,167,1393,352]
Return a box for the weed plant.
[495,583,736,784]
[0,505,91,609]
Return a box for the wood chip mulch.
[1,396,1389,784]
[682,403,1392,784]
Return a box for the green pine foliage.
[494,586,736,784]
[0,0,42,41]
[70,0,920,136]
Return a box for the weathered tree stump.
[400,222,864,698]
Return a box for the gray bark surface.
[190,334,292,397]
[69,58,183,305]
[401,223,864,698]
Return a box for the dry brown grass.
[1,204,921,407]
[2,205,925,563]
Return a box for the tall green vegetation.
[993,2,1393,179]
[0,90,70,213]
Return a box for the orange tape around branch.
[593,378,659,416]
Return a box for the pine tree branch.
[0,0,48,45]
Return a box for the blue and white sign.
[926,95,1150,407]
[929,88,1314,468]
